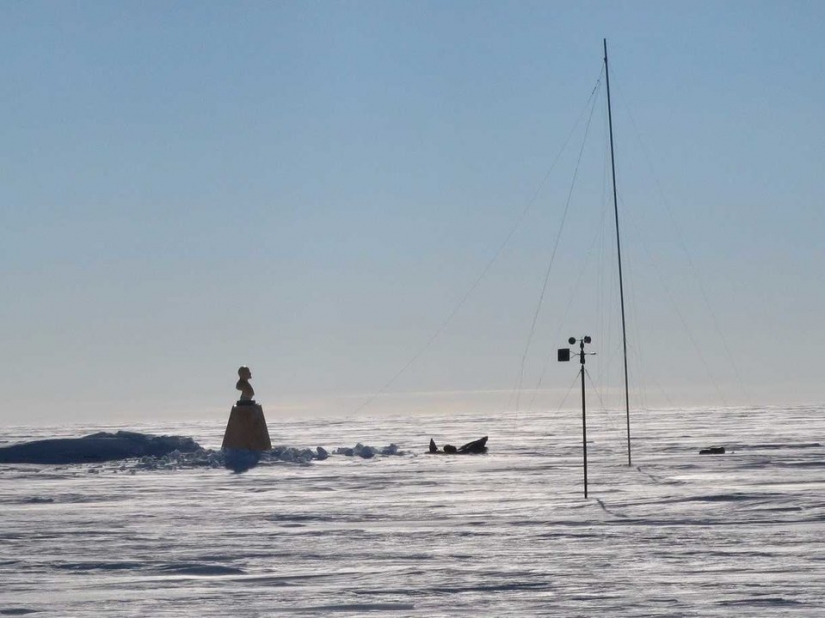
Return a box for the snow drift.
[0,431,201,464]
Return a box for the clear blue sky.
[1,1,823,424]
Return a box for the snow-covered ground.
[1,405,823,616]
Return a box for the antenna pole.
[580,342,588,498]
[604,38,632,467]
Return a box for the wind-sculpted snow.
[0,430,402,471]
[334,442,401,458]
[1,406,824,616]
[111,442,399,472]
[0,431,200,464]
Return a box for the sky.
[1,1,823,424]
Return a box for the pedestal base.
[221,402,272,451]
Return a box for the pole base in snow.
[221,402,272,451]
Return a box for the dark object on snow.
[428,436,488,455]
[699,446,726,455]
[458,436,488,453]
[0,431,201,464]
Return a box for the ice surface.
[1,406,824,616]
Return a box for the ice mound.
[267,445,329,463]
[112,442,399,471]
[0,431,403,471]
[122,445,330,472]
[0,431,201,464]
[131,448,226,470]
[222,446,327,472]
[334,443,402,458]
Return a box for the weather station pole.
[559,336,594,498]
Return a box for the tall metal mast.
[603,38,632,466]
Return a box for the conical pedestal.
[221,401,272,451]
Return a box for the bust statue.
[222,364,271,452]
[235,365,255,402]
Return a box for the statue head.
[235,365,255,402]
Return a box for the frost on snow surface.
[1,406,824,616]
